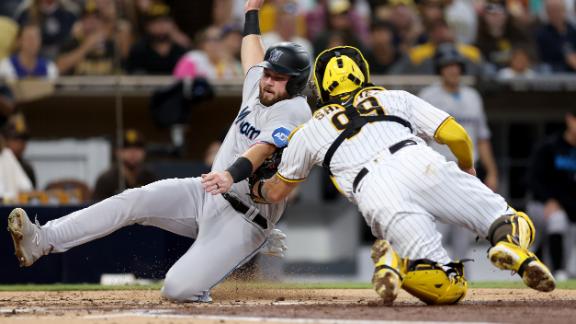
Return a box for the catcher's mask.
[313,46,370,104]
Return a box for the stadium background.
[0,0,574,285]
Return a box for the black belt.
[352,139,418,193]
[222,193,268,230]
[389,139,417,154]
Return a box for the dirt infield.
[1,284,576,323]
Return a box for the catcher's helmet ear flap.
[433,42,466,75]
[259,42,311,97]
[313,46,370,104]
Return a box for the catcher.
[247,46,555,305]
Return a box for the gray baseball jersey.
[34,65,311,302]
[277,87,508,263]
[213,66,312,224]
[418,83,490,163]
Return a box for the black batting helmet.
[433,43,466,74]
[259,42,311,97]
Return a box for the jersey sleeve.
[254,97,312,149]
[405,91,450,139]
[276,128,315,182]
[242,66,263,100]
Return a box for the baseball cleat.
[7,208,44,267]
[371,240,405,304]
[489,241,555,292]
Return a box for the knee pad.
[401,259,468,305]
[488,210,536,250]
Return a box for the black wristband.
[243,10,260,36]
[226,157,253,183]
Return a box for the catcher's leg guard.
[487,210,555,292]
[401,260,468,305]
[371,240,406,304]
[488,210,535,250]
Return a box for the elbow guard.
[434,117,474,169]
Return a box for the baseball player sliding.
[7,0,311,302]
[245,46,555,305]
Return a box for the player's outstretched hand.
[201,171,233,195]
[245,0,264,12]
[259,228,287,258]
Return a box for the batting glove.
[259,228,287,258]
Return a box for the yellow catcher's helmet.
[313,46,370,104]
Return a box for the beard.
[259,84,289,106]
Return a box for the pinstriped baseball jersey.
[277,88,450,198]
[212,66,312,222]
[276,87,509,263]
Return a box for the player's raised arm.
[241,0,265,74]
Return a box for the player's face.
[118,147,146,171]
[259,68,290,106]
[440,63,461,87]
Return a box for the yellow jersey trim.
[276,172,306,183]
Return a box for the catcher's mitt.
[248,148,284,204]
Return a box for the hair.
[11,23,40,54]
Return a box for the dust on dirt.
[1,285,576,323]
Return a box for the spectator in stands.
[221,24,242,61]
[0,24,58,81]
[312,0,366,55]
[262,1,313,54]
[92,129,157,201]
[475,0,532,71]
[416,0,446,42]
[364,20,401,74]
[445,0,478,44]
[173,26,242,80]
[3,113,36,188]
[301,0,369,45]
[122,0,191,49]
[496,45,537,79]
[418,43,499,260]
[384,0,422,54]
[125,3,187,75]
[536,0,576,72]
[394,19,483,74]
[56,3,117,75]
[88,0,133,59]
[15,0,77,59]
[527,110,576,281]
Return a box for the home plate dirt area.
[1,284,576,324]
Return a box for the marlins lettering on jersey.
[235,107,261,140]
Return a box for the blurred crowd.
[0,0,574,82]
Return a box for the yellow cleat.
[489,241,555,292]
[371,240,405,304]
